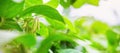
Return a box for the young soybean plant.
[0,0,101,53]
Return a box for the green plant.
[0,0,120,53]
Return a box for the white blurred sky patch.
[0,30,20,47]
[56,0,120,26]
[76,40,100,53]
[12,0,23,3]
[43,0,50,3]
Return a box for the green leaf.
[57,49,82,53]
[37,22,49,37]
[87,0,99,6]
[16,34,36,47]
[25,0,43,9]
[91,21,109,33]
[72,0,99,8]
[74,18,86,27]
[90,41,105,50]
[106,29,118,46]
[63,17,76,33]
[36,33,76,53]
[45,0,59,8]
[106,29,119,53]
[20,5,64,23]
[60,0,71,8]
[46,18,66,30]
[79,29,91,40]
[112,25,120,34]
[0,18,22,31]
[72,0,86,8]
[0,0,24,18]
[70,0,77,5]
[74,16,95,30]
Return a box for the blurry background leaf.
[63,17,76,33]
[74,16,94,28]
[74,16,95,34]
[60,0,71,8]
[112,25,120,34]
[106,29,118,46]
[45,0,59,8]
[0,0,24,18]
[70,0,77,5]
[91,21,109,33]
[87,0,99,6]
[72,0,86,8]
[15,34,36,47]
[79,29,91,40]
[74,18,85,27]
[106,29,119,53]
[25,0,43,9]
[20,5,65,23]
[72,0,99,8]
[90,41,106,50]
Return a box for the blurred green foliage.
[0,0,120,53]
